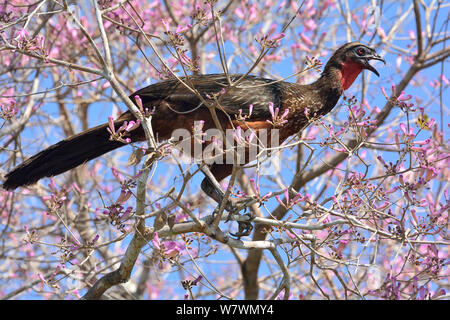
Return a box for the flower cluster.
[233,126,256,147]
[266,102,289,127]
[54,238,80,264]
[41,179,70,214]
[152,232,186,260]
[0,98,18,120]
[103,186,134,233]
[161,19,198,72]
[381,84,414,112]
[256,32,285,49]
[235,104,254,121]
[14,29,49,62]
[23,225,39,244]
[107,115,141,144]
[408,244,446,277]
[52,234,97,265]
[134,95,154,117]
[249,178,273,205]
[191,6,209,26]
[369,272,446,300]
[181,275,202,300]
[305,55,323,72]
[275,188,309,210]
[37,269,60,290]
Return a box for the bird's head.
[324,42,385,90]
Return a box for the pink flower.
[234,7,245,19]
[271,32,285,42]
[134,95,143,110]
[161,19,170,32]
[15,28,28,41]
[292,42,311,52]
[123,119,141,132]
[399,122,407,135]
[107,116,116,135]
[176,24,192,33]
[163,240,185,258]
[397,91,412,101]
[304,19,317,31]
[268,102,275,118]
[152,232,161,250]
[377,27,386,39]
[266,102,289,127]
[380,86,389,99]
[275,195,286,208]
[299,33,313,46]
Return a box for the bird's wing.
[131,74,283,120]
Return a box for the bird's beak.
[362,54,385,77]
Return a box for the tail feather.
[3,123,126,190]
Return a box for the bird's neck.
[278,71,344,140]
[310,68,346,114]
[338,61,363,90]
[312,61,364,111]
[320,60,363,91]
[279,63,362,139]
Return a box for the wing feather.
[131,74,283,120]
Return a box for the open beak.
[362,54,385,77]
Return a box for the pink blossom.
[292,43,311,52]
[15,28,28,40]
[275,195,286,208]
[320,0,336,13]
[163,240,185,258]
[176,24,192,33]
[234,7,245,19]
[377,27,386,39]
[299,33,313,46]
[304,19,317,31]
[134,95,143,110]
[152,232,161,250]
[161,19,170,32]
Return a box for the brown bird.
[3,42,384,215]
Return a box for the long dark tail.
[3,122,127,190]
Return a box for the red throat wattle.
[340,61,363,90]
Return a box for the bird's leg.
[199,165,235,212]
[200,164,254,238]
[229,215,254,239]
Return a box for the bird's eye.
[356,48,365,56]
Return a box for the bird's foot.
[224,196,254,221]
[210,197,255,239]
[226,197,255,238]
[211,197,237,217]
[229,212,255,239]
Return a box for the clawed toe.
[229,220,254,239]
[210,196,255,238]
[229,212,255,239]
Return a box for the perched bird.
[3,42,384,216]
